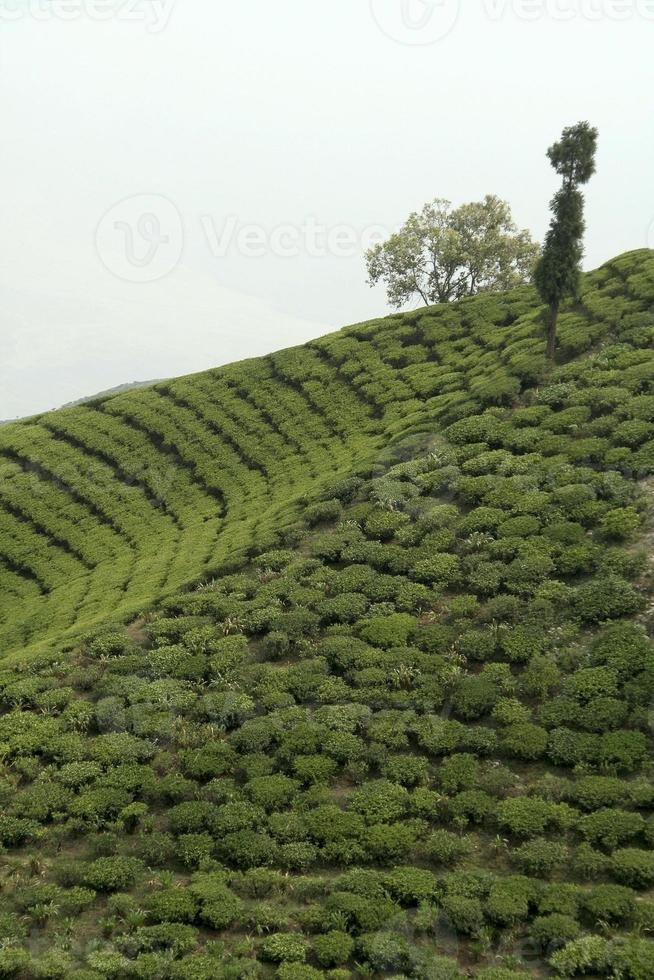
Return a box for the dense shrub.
[549,935,612,976]
[218,830,277,869]
[147,888,199,924]
[530,913,581,954]
[572,574,643,623]
[440,893,484,936]
[198,889,244,930]
[501,722,548,760]
[485,876,533,926]
[349,780,408,824]
[572,776,625,811]
[611,849,654,889]
[437,753,479,793]
[425,830,472,867]
[412,553,461,586]
[260,933,308,964]
[244,775,299,810]
[0,948,31,977]
[610,937,654,979]
[357,614,417,649]
[118,923,199,958]
[578,808,645,850]
[451,673,501,720]
[313,931,354,968]
[83,857,143,892]
[356,930,415,972]
[582,884,635,926]
[496,798,576,838]
[512,838,567,877]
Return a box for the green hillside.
[1,249,654,977]
[0,329,384,654]
[2,250,651,659]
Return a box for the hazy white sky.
[2,0,653,419]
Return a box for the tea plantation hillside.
[2,250,653,660]
[2,250,654,977]
[0,335,379,654]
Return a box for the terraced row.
[0,349,384,653]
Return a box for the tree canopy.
[366,194,539,309]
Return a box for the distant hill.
[58,379,162,409]
[0,250,654,976]
[0,380,161,425]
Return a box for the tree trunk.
[546,302,559,360]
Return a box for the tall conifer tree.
[535,122,598,359]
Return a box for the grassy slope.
[2,249,652,660]
[0,250,654,977]
[0,332,383,655]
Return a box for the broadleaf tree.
[366,194,539,309]
[534,121,599,359]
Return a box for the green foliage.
[147,887,200,924]
[496,798,576,838]
[485,875,534,926]
[549,934,612,976]
[425,830,472,867]
[366,195,538,308]
[83,857,143,892]
[357,613,417,649]
[0,949,31,978]
[501,722,548,760]
[118,922,199,958]
[573,775,626,811]
[312,931,354,968]
[1,251,654,975]
[356,930,414,972]
[512,838,567,877]
[260,933,308,964]
[582,884,635,926]
[578,808,645,850]
[573,574,642,623]
[531,913,581,953]
[611,849,654,889]
[534,121,598,358]
[440,893,484,936]
[349,780,408,824]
